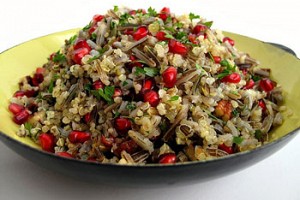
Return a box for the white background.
[1,0,300,199]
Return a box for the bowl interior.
[0,29,300,151]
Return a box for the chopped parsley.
[252,75,262,82]
[91,86,115,103]
[189,12,200,21]
[135,67,146,76]
[203,21,213,28]
[135,67,159,77]
[52,50,66,63]
[165,33,175,39]
[119,12,133,25]
[48,74,59,93]
[84,83,92,93]
[232,109,239,117]
[233,136,243,145]
[24,122,32,134]
[126,103,136,110]
[217,59,237,79]
[113,111,120,118]
[68,35,78,45]
[91,33,97,40]
[175,31,188,42]
[147,7,157,16]
[122,81,128,86]
[165,16,172,23]
[82,22,92,31]
[169,95,179,101]
[113,5,119,12]
[254,130,264,141]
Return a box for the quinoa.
[8,6,284,164]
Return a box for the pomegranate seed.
[223,37,235,46]
[36,67,45,74]
[218,143,233,154]
[242,68,248,76]
[49,52,56,61]
[259,78,274,92]
[84,112,91,123]
[258,100,266,111]
[8,103,24,115]
[93,14,104,23]
[74,40,91,51]
[129,10,136,15]
[72,48,90,65]
[14,90,36,98]
[143,90,160,107]
[244,79,255,89]
[156,31,167,41]
[159,153,176,164]
[141,79,155,94]
[221,73,241,83]
[87,157,97,162]
[68,131,91,143]
[56,152,73,158]
[39,133,56,152]
[193,24,207,35]
[101,135,114,148]
[162,66,177,88]
[130,55,137,61]
[88,24,97,35]
[132,26,148,41]
[115,117,131,134]
[168,39,187,55]
[123,28,134,35]
[213,56,221,64]
[117,139,139,154]
[13,109,30,125]
[32,73,44,86]
[113,88,122,98]
[188,34,198,44]
[92,80,104,90]
[158,7,170,21]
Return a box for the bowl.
[0,29,299,186]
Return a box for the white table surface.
[1,0,300,199]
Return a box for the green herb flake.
[195,64,201,70]
[232,109,239,117]
[254,130,264,141]
[169,95,179,101]
[189,12,200,21]
[165,33,175,39]
[91,86,115,103]
[233,136,243,145]
[166,16,172,23]
[122,81,128,86]
[24,122,32,133]
[119,13,133,25]
[91,33,97,40]
[113,111,120,118]
[203,21,213,28]
[135,67,146,76]
[147,7,157,16]
[48,74,59,93]
[84,83,92,93]
[68,35,78,45]
[82,22,92,31]
[52,51,66,63]
[163,26,175,33]
[126,103,136,110]
[144,67,159,77]
[220,59,230,67]
[175,32,187,41]
[113,5,119,12]
[217,59,237,79]
[252,75,262,82]
[174,22,183,28]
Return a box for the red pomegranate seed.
[258,100,266,111]
[188,34,198,44]
[39,133,56,152]
[84,112,91,123]
[158,7,170,21]
[49,52,56,61]
[123,28,134,35]
[156,31,167,41]
[143,90,160,107]
[87,157,97,162]
[56,152,73,158]
[259,78,274,92]
[36,67,45,74]
[72,48,90,64]
[129,10,136,15]
[132,26,148,41]
[88,24,97,35]
[130,55,137,61]
[244,79,255,89]
[218,143,233,154]
[32,73,44,86]
[118,139,138,154]
[13,90,36,98]
[113,88,122,98]
[92,80,104,90]
[162,66,177,88]
[242,68,248,76]
[159,153,176,164]
[223,37,235,46]
[221,73,241,83]
[93,14,104,23]
[74,40,91,51]
[101,135,114,148]
[115,117,132,134]
[8,103,24,115]
[193,24,207,34]
[168,39,187,55]
[13,109,30,125]
[141,79,155,94]
[68,131,91,143]
[213,56,221,64]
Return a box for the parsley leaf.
[233,136,243,145]
[126,103,136,110]
[113,111,120,118]
[135,67,146,76]
[113,5,119,12]
[84,83,92,93]
[165,16,172,23]
[122,81,128,86]
[189,12,200,21]
[232,109,239,117]
[82,22,92,31]
[147,7,157,16]
[24,122,32,134]
[254,130,264,141]
[119,13,133,25]
[144,67,159,77]
[91,86,115,103]
[203,21,213,28]
[175,31,187,41]
[53,51,66,63]
[91,33,97,40]
[217,59,237,79]
[252,75,262,82]
[48,74,59,93]
[169,95,179,101]
[68,35,78,45]
[165,33,175,39]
